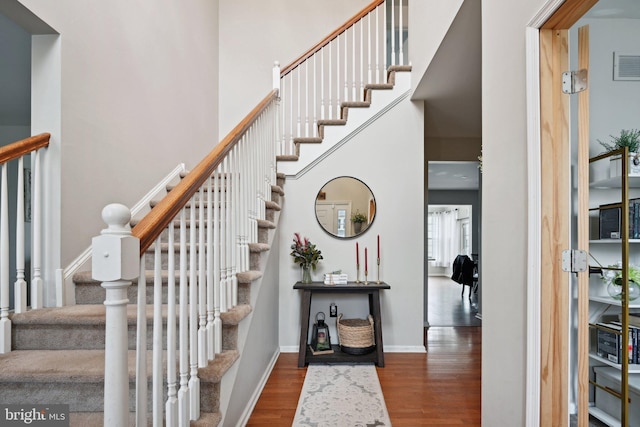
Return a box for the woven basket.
[337,314,375,355]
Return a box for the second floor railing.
[0,133,50,354]
[278,0,408,156]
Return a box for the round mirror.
[315,176,376,239]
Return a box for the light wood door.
[576,24,591,427]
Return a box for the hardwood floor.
[246,326,481,426]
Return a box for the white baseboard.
[235,349,280,427]
[280,345,299,353]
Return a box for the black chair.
[451,254,475,298]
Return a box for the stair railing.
[278,0,408,156]
[0,133,50,354]
[95,84,280,426]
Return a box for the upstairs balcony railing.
[0,133,50,354]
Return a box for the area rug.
[292,364,391,427]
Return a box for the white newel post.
[273,61,280,95]
[92,204,140,427]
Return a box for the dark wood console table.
[293,281,390,368]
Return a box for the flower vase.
[607,278,640,301]
[301,265,313,284]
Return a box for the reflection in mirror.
[315,176,376,239]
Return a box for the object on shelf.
[311,312,332,352]
[324,273,348,285]
[593,366,640,425]
[337,314,375,355]
[603,264,640,301]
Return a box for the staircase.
[0,172,285,426]
[0,1,411,425]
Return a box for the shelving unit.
[587,148,638,426]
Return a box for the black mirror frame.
[314,176,376,239]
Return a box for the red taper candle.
[377,235,380,259]
[356,242,359,265]
[365,247,368,273]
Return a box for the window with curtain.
[429,209,461,267]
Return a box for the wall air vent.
[614,52,640,81]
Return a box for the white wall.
[482,0,548,425]
[278,95,424,352]
[577,18,640,157]
[218,0,370,139]
[17,0,220,267]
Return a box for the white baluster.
[188,196,200,420]
[353,23,358,101]
[232,148,239,307]
[92,204,139,427]
[152,239,162,427]
[225,156,233,310]
[289,74,294,154]
[163,227,175,427]
[329,41,333,119]
[198,186,207,368]
[344,31,349,103]
[219,161,228,314]
[368,13,373,84]
[305,61,309,137]
[136,255,148,427]
[14,158,26,313]
[321,47,326,121]
[273,61,280,94]
[206,176,215,361]
[178,208,190,426]
[0,164,10,353]
[391,0,396,66]
[292,67,302,137]
[213,169,222,354]
[399,0,404,65]
[376,5,381,83]
[336,35,341,118]
[313,55,317,136]
[360,19,365,98]
[31,149,43,309]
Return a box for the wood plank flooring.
[246,326,481,426]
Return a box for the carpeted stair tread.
[257,218,276,230]
[293,137,323,144]
[11,304,170,326]
[264,200,281,211]
[271,184,284,196]
[365,83,393,90]
[190,411,223,427]
[198,350,239,383]
[317,119,347,126]
[248,242,270,253]
[0,349,124,382]
[220,304,252,326]
[342,101,371,108]
[236,270,263,284]
[276,154,299,162]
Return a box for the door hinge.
[562,69,588,94]
[562,249,588,273]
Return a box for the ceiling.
[428,161,480,190]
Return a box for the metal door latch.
[562,249,588,273]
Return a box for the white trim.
[525,0,569,420]
[59,163,187,305]
[527,0,565,27]
[235,349,280,427]
[525,25,542,427]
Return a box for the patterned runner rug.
[292,364,391,427]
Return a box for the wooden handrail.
[0,133,51,164]
[280,0,384,77]
[132,90,279,254]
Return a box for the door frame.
[526,0,598,425]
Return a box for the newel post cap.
[92,204,140,282]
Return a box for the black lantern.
[311,312,332,352]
